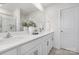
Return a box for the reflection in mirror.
[0,16,2,32]
[0,14,16,33]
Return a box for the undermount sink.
[0,36,15,40]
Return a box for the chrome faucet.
[5,32,11,38]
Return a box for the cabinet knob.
[47,41,49,46]
[34,50,38,55]
[61,30,63,32]
[52,37,53,41]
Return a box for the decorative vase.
[23,27,30,34]
[29,27,34,34]
[23,27,28,31]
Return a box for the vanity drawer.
[24,44,42,55]
[18,38,43,55]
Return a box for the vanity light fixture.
[33,3,44,11]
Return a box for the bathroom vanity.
[0,31,54,55]
[0,8,54,55]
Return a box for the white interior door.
[61,7,79,52]
[75,7,79,52]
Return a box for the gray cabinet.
[47,33,54,54]
[19,33,54,55]
[18,37,42,55]
[42,33,54,55]
[1,32,54,55]
[24,44,42,55]
[1,48,18,55]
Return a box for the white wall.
[26,11,46,30]
[45,7,60,48]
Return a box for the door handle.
[34,50,38,55]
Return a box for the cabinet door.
[47,38,51,54]
[24,44,42,55]
[48,33,54,51]
[42,33,54,55]
[1,48,18,55]
[42,40,48,55]
[50,36,54,49]
[46,33,54,54]
[42,38,52,55]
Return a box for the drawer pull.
[52,37,54,41]
[47,41,49,46]
[34,50,38,55]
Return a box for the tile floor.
[49,48,79,55]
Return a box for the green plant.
[22,20,37,27]
[22,22,28,27]
[29,21,37,27]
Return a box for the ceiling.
[0,3,55,15]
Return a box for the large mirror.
[0,14,16,33]
[0,3,46,34]
[0,13,45,34]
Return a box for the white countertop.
[0,31,54,54]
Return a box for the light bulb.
[33,3,44,11]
